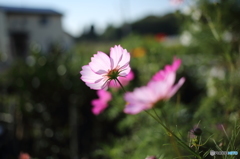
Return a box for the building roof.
[0,6,62,16]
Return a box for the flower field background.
[0,0,240,159]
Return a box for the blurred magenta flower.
[91,90,112,115]
[80,45,131,90]
[124,58,185,114]
[109,70,134,88]
[19,152,30,159]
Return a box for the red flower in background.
[19,152,30,159]
[155,33,167,42]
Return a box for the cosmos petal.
[124,103,151,114]
[85,78,108,90]
[89,51,111,74]
[148,80,169,100]
[92,99,107,115]
[97,89,112,101]
[166,77,185,99]
[80,65,103,83]
[119,66,131,76]
[110,45,130,69]
[91,90,112,115]
[164,71,176,89]
[171,58,181,72]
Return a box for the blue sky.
[0,0,185,37]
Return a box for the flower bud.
[193,127,202,136]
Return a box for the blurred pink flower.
[109,70,134,88]
[152,57,181,81]
[19,152,30,159]
[145,156,157,159]
[80,45,131,90]
[91,90,112,115]
[124,58,185,114]
[170,0,184,5]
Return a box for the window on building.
[10,32,29,58]
[39,16,49,26]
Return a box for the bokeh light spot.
[57,65,67,76]
[26,55,36,66]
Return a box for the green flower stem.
[144,110,202,159]
[205,15,220,41]
[115,78,126,93]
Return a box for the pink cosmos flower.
[91,90,112,115]
[80,45,131,90]
[124,58,185,114]
[109,70,134,88]
[151,57,181,81]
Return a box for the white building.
[0,6,74,63]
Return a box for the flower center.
[107,69,120,80]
